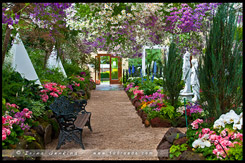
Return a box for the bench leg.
[56,130,66,150]
[77,129,85,149]
[87,115,93,132]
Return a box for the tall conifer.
[198,3,243,119]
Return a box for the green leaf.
[175,151,182,157]
[169,153,174,158]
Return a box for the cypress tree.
[198,3,243,119]
[162,42,183,109]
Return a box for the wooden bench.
[49,96,92,150]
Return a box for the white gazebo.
[141,45,169,76]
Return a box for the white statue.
[191,59,200,102]
[180,51,191,93]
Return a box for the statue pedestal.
[179,92,194,102]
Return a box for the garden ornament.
[190,59,200,102]
[180,51,191,93]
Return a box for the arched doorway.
[95,54,122,85]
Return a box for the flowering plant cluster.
[2,102,33,149]
[187,110,243,160]
[128,86,144,100]
[39,82,67,102]
[176,102,207,120]
[140,89,165,102]
[141,98,175,120]
[125,82,135,92]
[67,75,87,92]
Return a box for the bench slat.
[74,113,91,129]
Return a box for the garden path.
[42,87,187,160]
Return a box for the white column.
[142,47,146,76]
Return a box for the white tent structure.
[47,46,67,78]
[8,33,42,85]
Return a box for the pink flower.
[59,85,66,89]
[209,134,217,142]
[2,116,6,124]
[41,94,49,102]
[230,133,237,140]
[9,118,19,124]
[236,133,243,141]
[50,92,58,98]
[75,83,80,87]
[191,119,203,129]
[40,89,49,93]
[5,115,12,121]
[50,83,57,86]
[52,87,58,92]
[213,148,218,155]
[57,91,62,95]
[233,141,241,146]
[5,128,11,136]
[202,128,210,134]
[199,133,203,138]
[23,108,29,112]
[220,129,227,137]
[2,132,6,141]
[10,104,19,108]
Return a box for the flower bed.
[157,110,243,160]
[2,68,95,159]
[124,82,202,128]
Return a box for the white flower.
[233,123,242,130]
[8,24,14,29]
[200,140,211,148]
[127,13,132,17]
[201,134,209,141]
[131,5,136,10]
[192,138,211,148]
[239,117,243,125]
[121,10,126,15]
[117,14,122,19]
[213,119,225,129]
[104,3,109,9]
[192,139,202,148]
[226,110,240,124]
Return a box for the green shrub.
[198,3,243,119]
[101,72,109,78]
[162,42,183,109]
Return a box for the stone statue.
[191,59,200,102]
[180,51,191,93]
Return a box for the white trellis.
[142,45,169,76]
[47,46,67,78]
[7,33,42,85]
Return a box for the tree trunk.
[2,26,12,66]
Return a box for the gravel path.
[42,90,186,160]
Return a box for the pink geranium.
[202,128,211,134]
[191,119,203,129]
[23,108,29,112]
[50,92,58,98]
[2,132,6,141]
[41,94,49,102]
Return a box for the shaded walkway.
[42,88,186,160]
[95,84,124,91]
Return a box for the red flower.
[183,109,191,116]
